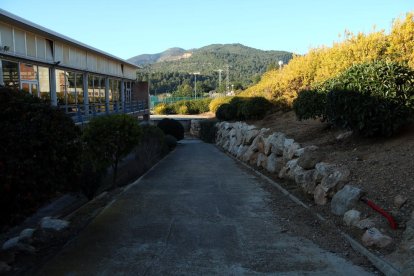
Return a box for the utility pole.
[225,65,230,93]
[191,72,200,99]
[215,69,223,92]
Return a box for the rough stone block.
[356,218,376,230]
[40,217,69,231]
[331,185,364,216]
[19,228,35,244]
[314,184,328,205]
[394,195,408,209]
[361,227,392,248]
[294,169,316,195]
[266,153,283,174]
[2,237,19,251]
[343,209,361,226]
[297,146,324,170]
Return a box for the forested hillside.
[241,13,414,106]
[129,44,292,96]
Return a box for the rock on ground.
[343,210,361,226]
[331,185,364,216]
[40,217,69,231]
[361,227,393,248]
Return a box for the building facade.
[0,9,149,122]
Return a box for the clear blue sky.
[2,0,414,60]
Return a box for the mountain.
[128,47,189,65]
[128,43,293,95]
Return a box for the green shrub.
[239,97,273,120]
[157,118,185,140]
[154,103,171,115]
[199,119,218,143]
[135,125,168,174]
[191,98,212,114]
[82,114,141,190]
[293,89,328,120]
[216,103,237,121]
[209,96,234,113]
[0,88,81,228]
[170,98,213,115]
[324,61,414,136]
[215,97,273,121]
[164,134,177,149]
[229,97,248,120]
[178,105,189,114]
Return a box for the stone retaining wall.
[215,121,414,271]
[216,121,350,205]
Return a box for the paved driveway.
[38,139,372,275]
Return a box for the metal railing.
[59,100,149,123]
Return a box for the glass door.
[21,81,39,97]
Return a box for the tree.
[175,80,193,97]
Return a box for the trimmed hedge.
[154,98,213,115]
[157,118,184,140]
[293,89,328,120]
[0,88,81,228]
[135,125,168,173]
[164,134,177,149]
[209,96,234,113]
[199,119,218,143]
[215,96,273,121]
[239,97,273,120]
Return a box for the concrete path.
[38,139,372,275]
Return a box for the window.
[76,73,84,105]
[20,63,38,81]
[38,66,50,101]
[109,79,120,102]
[1,60,19,89]
[67,71,76,105]
[56,69,67,105]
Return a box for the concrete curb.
[224,150,401,276]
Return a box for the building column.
[50,67,57,106]
[121,79,125,112]
[0,60,3,87]
[105,77,110,114]
[83,72,89,115]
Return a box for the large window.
[109,79,120,111]
[38,66,50,101]
[88,75,106,113]
[76,74,84,105]
[56,70,84,114]
[124,81,132,103]
[2,60,19,89]
[19,63,39,97]
[56,69,67,106]
[20,63,38,81]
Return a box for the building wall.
[0,11,149,121]
[0,21,137,80]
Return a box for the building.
[0,9,149,122]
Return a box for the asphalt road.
[38,139,372,275]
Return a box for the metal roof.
[0,8,140,69]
